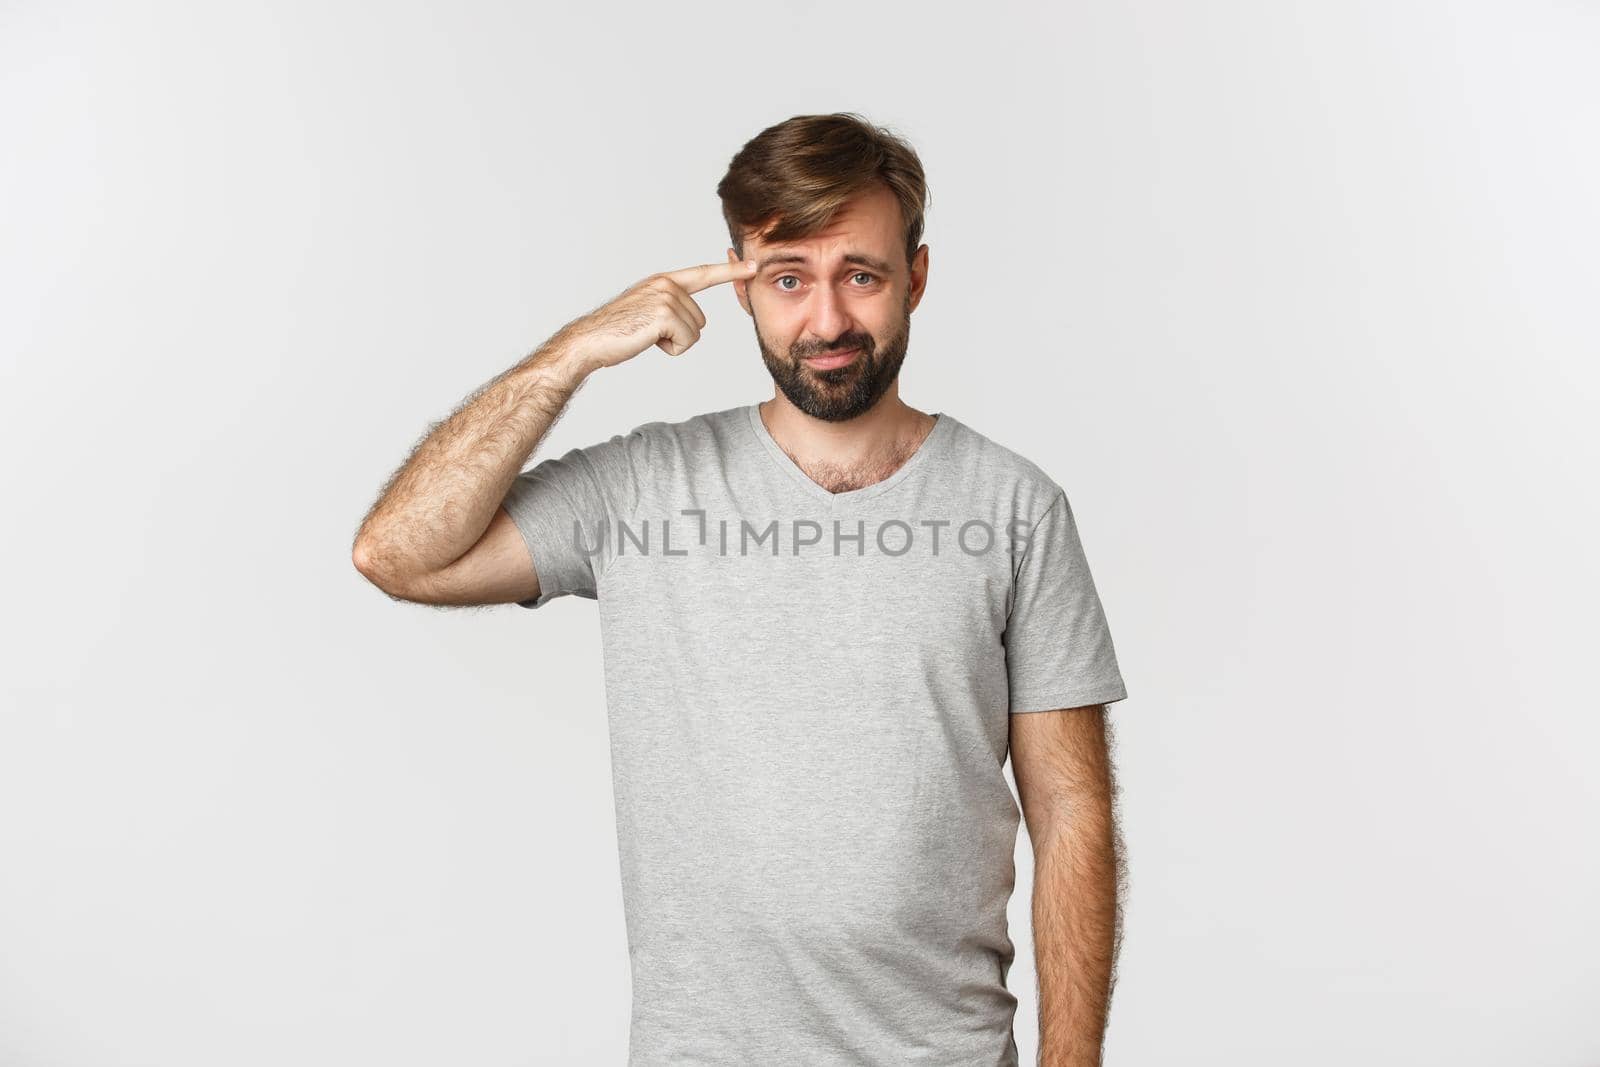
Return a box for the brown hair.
[716,112,931,269]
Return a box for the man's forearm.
[352,329,594,585]
[1032,785,1123,1066]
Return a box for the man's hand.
[562,259,760,371]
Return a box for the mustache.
[797,339,870,358]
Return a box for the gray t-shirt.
[502,402,1127,1066]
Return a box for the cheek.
[860,313,893,342]
[752,298,799,336]
[750,305,798,350]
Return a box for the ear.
[728,248,753,316]
[908,243,929,313]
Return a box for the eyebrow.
[756,252,895,275]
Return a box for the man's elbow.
[353,538,409,598]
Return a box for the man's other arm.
[1010,703,1125,1067]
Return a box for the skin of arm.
[351,259,753,603]
[1009,703,1126,1067]
[350,326,595,599]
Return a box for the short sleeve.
[500,427,648,610]
[1003,489,1128,712]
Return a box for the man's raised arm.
[350,258,758,604]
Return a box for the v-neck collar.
[743,402,951,505]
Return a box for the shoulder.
[935,412,1067,523]
[608,404,747,460]
[569,406,749,503]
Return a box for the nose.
[805,284,854,347]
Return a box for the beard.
[754,290,912,423]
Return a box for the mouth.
[803,347,860,370]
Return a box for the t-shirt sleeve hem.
[501,489,584,610]
[1008,680,1128,713]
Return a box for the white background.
[3,2,1596,1064]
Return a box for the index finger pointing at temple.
[663,259,760,294]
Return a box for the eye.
[774,272,879,293]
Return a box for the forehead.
[746,185,903,265]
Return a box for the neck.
[757,390,937,491]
